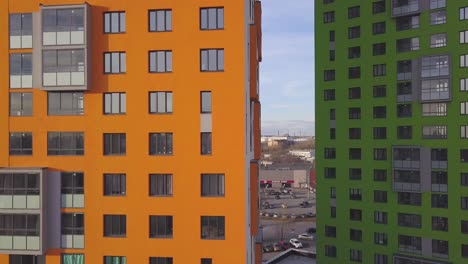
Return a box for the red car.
[277,240,291,250]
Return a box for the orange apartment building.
[0,0,262,263]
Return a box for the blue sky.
[260,0,315,136]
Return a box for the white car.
[298,233,314,240]
[289,238,303,248]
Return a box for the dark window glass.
[149,133,173,155]
[103,215,126,237]
[149,174,173,196]
[47,132,84,156]
[149,216,173,238]
[373,1,386,14]
[103,133,126,155]
[9,132,32,155]
[373,43,386,56]
[104,174,126,196]
[201,174,225,197]
[201,216,225,240]
[373,22,386,34]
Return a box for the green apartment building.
[315,0,468,263]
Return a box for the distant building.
[260,164,311,188]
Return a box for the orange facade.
[1,0,262,263]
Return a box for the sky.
[260,0,315,136]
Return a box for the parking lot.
[260,188,316,261]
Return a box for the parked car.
[278,240,291,250]
[289,238,303,249]
[275,195,281,199]
[272,213,280,218]
[307,227,317,234]
[263,244,274,253]
[300,201,311,208]
[281,203,288,208]
[298,233,314,240]
[273,243,283,252]
[290,194,298,199]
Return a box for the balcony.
[392,0,421,17]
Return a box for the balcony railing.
[392,0,420,17]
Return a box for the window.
[48,132,84,155]
[9,132,32,155]
[9,13,32,49]
[374,232,387,245]
[330,109,335,120]
[201,216,225,239]
[399,235,421,254]
[150,257,173,264]
[201,92,212,113]
[374,254,388,264]
[373,85,386,97]
[201,259,212,264]
[374,169,387,181]
[397,126,412,139]
[330,187,336,199]
[350,229,362,241]
[201,133,212,155]
[398,192,421,206]
[350,209,362,221]
[43,49,85,87]
[349,128,361,140]
[432,194,448,208]
[348,87,360,99]
[431,33,446,48]
[200,7,224,30]
[432,216,448,231]
[462,173,468,186]
[330,128,335,140]
[432,240,449,258]
[348,6,360,19]
[324,89,335,101]
[104,52,126,74]
[325,168,336,179]
[397,104,412,118]
[432,171,448,192]
[349,148,361,160]
[149,51,173,73]
[104,12,126,33]
[329,31,335,41]
[0,173,39,197]
[200,49,224,72]
[373,106,386,118]
[323,11,335,23]
[325,148,336,159]
[42,8,85,46]
[462,220,468,233]
[150,92,173,114]
[374,191,387,203]
[422,103,447,116]
[103,215,126,237]
[349,168,362,180]
[397,60,412,81]
[350,249,362,262]
[61,172,84,208]
[462,197,468,210]
[149,216,173,238]
[374,148,387,160]
[462,31,468,44]
[374,211,387,224]
[149,10,172,32]
[373,1,386,14]
[104,93,126,115]
[0,214,39,238]
[149,133,173,155]
[9,255,38,264]
[374,127,387,139]
[9,53,32,88]
[349,108,361,119]
[396,15,419,31]
[10,92,32,117]
[373,43,386,56]
[330,206,336,218]
[422,126,447,139]
[430,10,446,25]
[397,37,420,52]
[61,213,84,248]
[325,245,337,257]
[201,174,224,197]
[329,50,335,61]
[348,26,360,39]
[372,22,385,34]
[348,47,360,59]
[430,0,446,9]
[348,67,360,79]
[104,174,126,196]
[103,133,126,155]
[324,70,335,81]
[61,254,84,264]
[349,188,362,200]
[398,213,422,228]
[462,7,468,20]
[325,225,336,237]
[149,174,172,196]
[48,92,84,116]
[104,256,126,264]
[373,64,386,76]
[463,102,468,115]
[421,55,449,78]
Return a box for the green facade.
[315,0,468,263]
